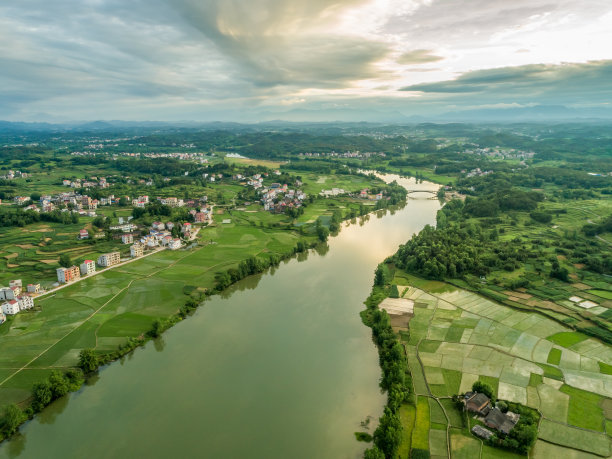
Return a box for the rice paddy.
[395,272,612,458]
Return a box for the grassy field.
[411,396,430,450]
[0,217,315,407]
[394,269,612,458]
[398,404,416,459]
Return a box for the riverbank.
[362,262,612,458]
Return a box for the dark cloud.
[400,60,612,105]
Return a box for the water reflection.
[314,242,330,257]
[153,336,166,353]
[38,396,69,425]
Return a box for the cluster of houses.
[1,170,29,180]
[261,184,307,213]
[56,251,121,284]
[0,280,35,325]
[464,392,520,440]
[62,176,109,189]
[298,151,386,159]
[13,191,120,215]
[356,189,383,200]
[462,147,535,160]
[241,174,308,213]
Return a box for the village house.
[80,259,96,276]
[484,408,520,435]
[182,222,192,234]
[121,233,134,244]
[97,252,121,267]
[168,238,182,250]
[194,212,206,223]
[166,222,174,230]
[79,229,89,240]
[151,221,165,231]
[18,296,34,311]
[27,283,40,293]
[2,300,20,315]
[471,425,494,440]
[162,235,173,246]
[14,196,31,205]
[57,266,81,283]
[0,311,5,325]
[0,287,15,301]
[130,243,144,258]
[464,392,492,416]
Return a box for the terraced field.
[398,280,612,458]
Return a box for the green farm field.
[0,220,311,408]
[395,270,612,458]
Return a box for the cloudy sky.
[2,0,612,122]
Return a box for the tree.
[1,404,26,435]
[315,218,329,242]
[78,349,98,373]
[59,253,71,268]
[374,264,389,286]
[32,381,52,411]
[48,370,69,398]
[372,407,402,458]
[472,381,495,402]
[389,284,400,298]
[363,446,385,459]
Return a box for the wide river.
[0,175,440,459]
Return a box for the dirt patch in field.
[7,264,19,268]
[4,253,18,259]
[26,227,51,233]
[40,259,59,264]
[556,255,566,261]
[15,244,35,249]
[573,263,585,269]
[503,291,532,299]
[569,273,579,280]
[572,283,592,290]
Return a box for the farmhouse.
[79,229,89,239]
[121,233,134,244]
[471,425,494,440]
[57,266,81,283]
[97,252,121,267]
[464,392,492,416]
[80,260,96,276]
[484,408,519,435]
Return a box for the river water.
[0,175,441,459]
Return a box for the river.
[0,175,441,459]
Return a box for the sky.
[1,0,612,122]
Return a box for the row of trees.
[0,208,79,228]
[361,267,411,459]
